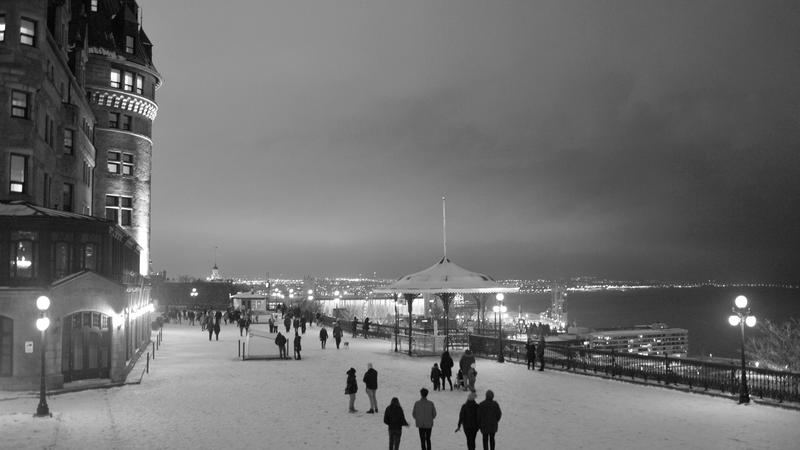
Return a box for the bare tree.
[746,318,800,372]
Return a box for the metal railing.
[468,334,800,404]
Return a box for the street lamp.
[35,295,51,417]
[394,294,399,352]
[492,293,507,363]
[728,295,756,404]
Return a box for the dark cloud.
[140,0,800,281]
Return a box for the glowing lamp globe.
[36,296,50,311]
[36,317,50,331]
[728,315,741,326]
[734,295,748,309]
[745,316,757,327]
[496,293,505,301]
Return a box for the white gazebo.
[375,198,518,354]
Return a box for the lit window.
[11,90,29,118]
[106,195,133,226]
[10,231,37,279]
[122,115,132,131]
[62,183,73,212]
[110,69,120,88]
[81,243,97,271]
[20,18,35,46]
[64,129,74,154]
[123,72,133,91]
[90,0,98,12]
[136,74,144,95]
[9,154,27,193]
[109,112,119,128]
[0,15,6,42]
[125,35,135,53]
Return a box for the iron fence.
[468,334,800,404]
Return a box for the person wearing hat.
[455,391,480,450]
[383,397,410,450]
[345,367,358,413]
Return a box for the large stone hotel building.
[0,0,160,389]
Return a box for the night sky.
[137,0,800,282]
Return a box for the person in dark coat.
[525,340,536,370]
[333,322,343,349]
[362,317,370,339]
[440,351,454,390]
[283,315,291,332]
[455,391,480,450]
[352,316,359,338]
[319,326,328,349]
[477,390,502,450]
[383,397,410,450]
[345,367,358,412]
[293,331,302,360]
[536,336,545,371]
[213,320,221,341]
[459,349,477,392]
[430,363,442,391]
[274,332,287,359]
[207,312,215,341]
[301,317,307,334]
[293,317,300,333]
[363,362,378,413]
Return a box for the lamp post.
[728,295,756,404]
[492,293,507,363]
[35,295,51,417]
[394,294,399,352]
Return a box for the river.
[500,286,800,358]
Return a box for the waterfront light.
[729,295,756,404]
[493,293,507,363]
[35,296,51,417]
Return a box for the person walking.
[477,390,502,450]
[301,317,307,334]
[430,363,442,391]
[440,351,454,390]
[537,336,545,371]
[525,339,536,370]
[455,392,480,450]
[412,388,436,450]
[213,319,221,341]
[333,322,343,349]
[362,317,371,339]
[268,315,275,333]
[293,331,302,360]
[352,316,359,338]
[284,315,291,333]
[383,397,410,450]
[319,326,328,349]
[345,367,358,413]
[275,331,287,359]
[363,362,379,413]
[459,349,477,392]
[207,312,215,341]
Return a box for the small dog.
[343,341,350,350]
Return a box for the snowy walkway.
[1,322,798,449]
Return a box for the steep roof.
[0,200,108,222]
[376,257,519,295]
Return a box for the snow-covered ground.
[1,322,798,450]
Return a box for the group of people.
[346,350,502,450]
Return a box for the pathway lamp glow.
[493,293,507,363]
[728,295,756,404]
[35,295,51,417]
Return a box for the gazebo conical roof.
[377,257,518,295]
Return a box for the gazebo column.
[404,293,416,356]
[437,293,453,350]
[475,295,483,334]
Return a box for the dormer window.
[91,0,98,12]
[125,35,135,53]
[20,18,35,46]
